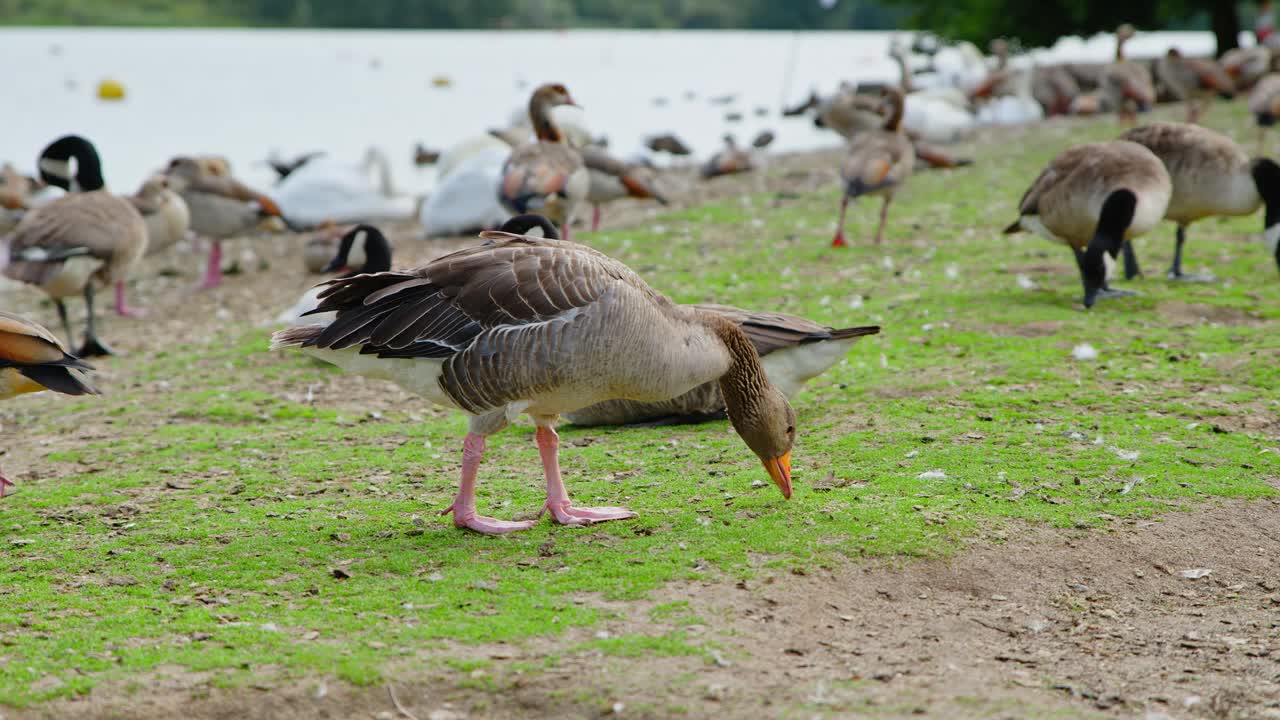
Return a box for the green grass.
[2,102,1279,708]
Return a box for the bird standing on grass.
[498,84,589,241]
[0,312,98,497]
[272,214,796,535]
[832,86,914,247]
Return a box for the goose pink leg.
[114,280,146,317]
[591,204,602,231]
[440,433,536,534]
[0,468,12,498]
[199,240,223,290]
[536,427,636,526]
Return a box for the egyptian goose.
[700,135,754,178]
[0,163,40,234]
[1119,122,1280,279]
[1031,65,1082,116]
[1100,24,1156,123]
[4,135,149,356]
[832,87,914,248]
[164,156,282,289]
[1155,49,1235,124]
[1004,140,1171,308]
[276,224,392,325]
[567,305,879,426]
[498,83,589,241]
[581,147,666,231]
[1249,74,1280,151]
[130,176,191,257]
[272,214,797,535]
[1221,46,1272,91]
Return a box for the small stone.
[705,683,728,701]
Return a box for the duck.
[0,311,98,497]
[700,134,754,178]
[413,144,441,167]
[832,87,914,248]
[271,213,797,535]
[1003,140,1172,308]
[164,155,282,289]
[271,147,417,228]
[1154,48,1235,124]
[1100,24,1157,123]
[1119,122,1280,280]
[130,175,191,257]
[498,83,589,241]
[581,147,666,231]
[567,306,879,426]
[1248,73,1280,151]
[276,224,392,325]
[3,135,149,356]
[645,133,693,156]
[752,130,776,149]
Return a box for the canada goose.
[498,83,589,241]
[644,133,693,156]
[567,306,879,426]
[1119,122,1280,279]
[4,135,149,357]
[1004,140,1172,308]
[1248,74,1280,151]
[1101,25,1156,123]
[272,214,797,534]
[277,224,393,325]
[832,87,914,248]
[701,134,754,178]
[0,311,98,497]
[1155,48,1235,124]
[130,176,191,257]
[164,156,282,289]
[581,147,666,231]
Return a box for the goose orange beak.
[762,452,792,499]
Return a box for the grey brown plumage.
[1120,122,1280,277]
[581,146,666,230]
[832,87,914,247]
[1005,140,1171,307]
[498,84,589,239]
[700,135,754,178]
[1101,25,1156,122]
[130,176,191,256]
[1155,49,1234,123]
[1249,74,1280,151]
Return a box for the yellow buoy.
[97,78,126,101]
[431,75,452,88]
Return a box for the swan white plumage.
[418,146,512,237]
[271,147,417,228]
[976,68,1045,126]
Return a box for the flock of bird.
[2,25,1279,531]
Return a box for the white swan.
[418,146,511,237]
[976,68,1045,126]
[271,147,417,228]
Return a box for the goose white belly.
[1167,171,1259,225]
[41,256,102,299]
[761,338,861,398]
[300,346,458,409]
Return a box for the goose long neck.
[530,98,564,143]
[883,91,905,132]
[1115,34,1127,62]
[361,232,392,273]
[703,312,769,416]
[892,49,914,93]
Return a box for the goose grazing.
[0,311,98,497]
[567,306,879,426]
[272,213,797,534]
[3,135,149,356]
[832,87,914,248]
[1248,74,1280,151]
[1154,48,1235,124]
[276,224,392,325]
[1004,140,1171,308]
[1119,122,1280,280]
[1100,24,1156,123]
[498,83,589,241]
[700,135,754,178]
[581,147,666,231]
[164,156,282,289]
[131,176,191,257]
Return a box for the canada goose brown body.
[273,215,796,534]
[567,305,879,426]
[0,311,98,496]
[1155,49,1235,123]
[832,87,914,247]
[1004,140,1171,307]
[498,84,589,241]
[4,136,148,356]
[1119,122,1280,277]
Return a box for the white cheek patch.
[1102,251,1117,282]
[1264,224,1280,255]
[38,158,72,182]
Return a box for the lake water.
[0,27,1226,197]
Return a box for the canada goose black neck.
[499,213,562,239]
[325,225,391,276]
[1251,158,1280,230]
[1080,189,1137,308]
[39,135,104,192]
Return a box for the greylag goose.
[498,83,589,241]
[276,224,392,325]
[0,311,98,496]
[164,155,282,289]
[1154,49,1235,123]
[4,135,148,356]
[131,176,191,257]
[1119,122,1280,279]
[1249,73,1280,151]
[700,135,754,178]
[832,87,914,247]
[272,214,797,534]
[1004,140,1171,308]
[1100,24,1156,123]
[568,306,879,426]
[0,163,40,234]
[581,147,666,231]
